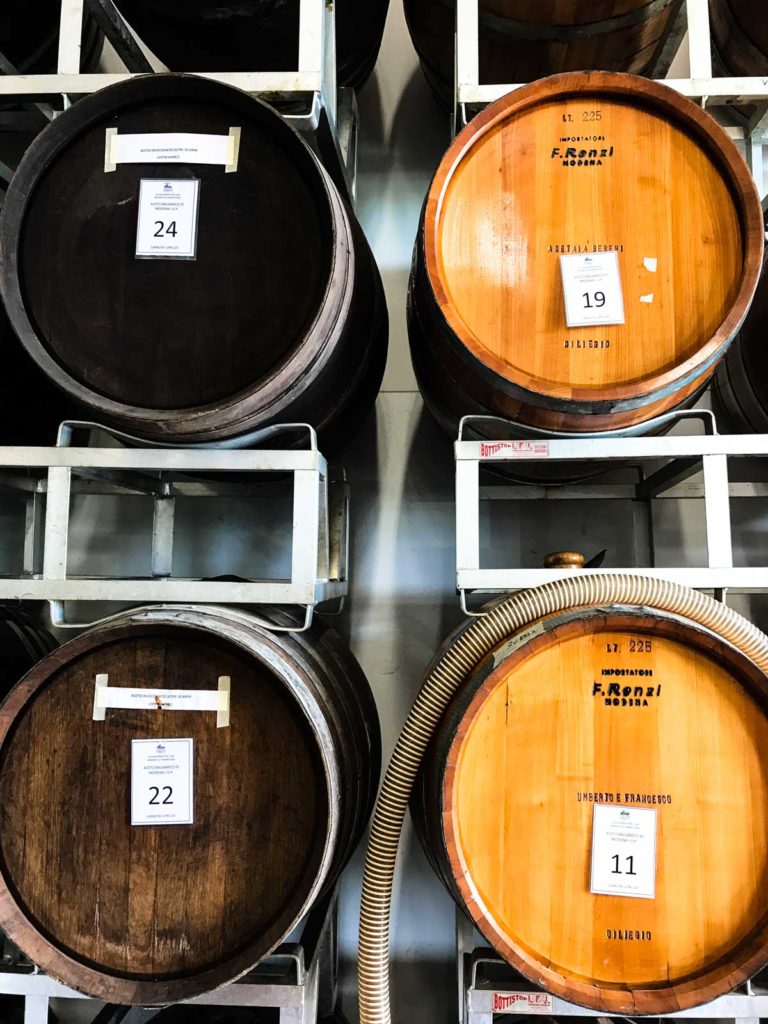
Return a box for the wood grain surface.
[0,627,326,977]
[0,608,380,1004]
[414,607,768,1012]
[409,72,763,434]
[438,98,739,390]
[0,75,388,452]
[405,0,678,106]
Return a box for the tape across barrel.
[104,127,241,173]
[92,673,231,727]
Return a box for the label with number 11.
[590,803,657,899]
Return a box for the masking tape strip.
[225,127,241,174]
[93,673,231,727]
[103,128,241,173]
[104,127,118,173]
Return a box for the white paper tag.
[108,130,235,167]
[131,737,194,826]
[560,251,625,328]
[136,178,200,259]
[590,803,657,899]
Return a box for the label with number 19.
[560,251,625,329]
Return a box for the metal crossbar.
[0,422,348,630]
[455,411,768,613]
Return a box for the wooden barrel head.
[16,83,331,411]
[434,609,768,1011]
[0,622,330,1003]
[1,74,387,450]
[425,75,757,408]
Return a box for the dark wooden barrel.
[0,74,387,454]
[712,262,768,432]
[0,604,380,1004]
[412,603,768,1013]
[405,0,680,107]
[113,0,390,90]
[408,72,763,438]
[0,605,55,695]
[710,0,768,77]
[0,0,102,74]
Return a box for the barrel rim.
[421,70,764,411]
[434,604,768,1013]
[0,72,357,444]
[0,606,342,1004]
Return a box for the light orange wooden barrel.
[405,0,681,106]
[408,72,764,436]
[412,605,768,1013]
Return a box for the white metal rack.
[0,421,348,631]
[0,890,339,1024]
[454,0,768,199]
[455,411,768,612]
[0,0,357,200]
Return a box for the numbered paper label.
[131,737,194,826]
[590,803,657,899]
[560,251,625,328]
[135,178,200,259]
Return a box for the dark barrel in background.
[404,0,681,107]
[710,0,768,77]
[0,74,388,453]
[0,604,380,1004]
[712,264,768,432]
[0,308,77,445]
[113,0,390,90]
[0,0,102,73]
[0,605,55,693]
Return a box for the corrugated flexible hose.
[358,574,768,1024]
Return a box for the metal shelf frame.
[455,411,768,613]
[0,0,358,200]
[1,890,339,1024]
[454,0,768,199]
[0,421,348,631]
